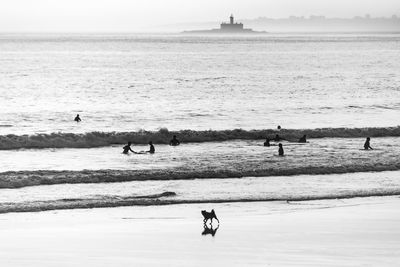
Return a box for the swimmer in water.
[278,143,284,156]
[264,137,270,147]
[364,137,373,150]
[298,135,307,143]
[274,134,284,142]
[170,135,180,146]
[122,142,136,154]
[148,141,155,154]
[74,114,81,122]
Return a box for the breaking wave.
[0,190,399,214]
[2,161,400,189]
[1,126,399,150]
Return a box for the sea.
[0,33,399,213]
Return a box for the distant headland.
[182,15,266,34]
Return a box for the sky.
[0,0,399,32]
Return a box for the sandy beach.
[0,196,399,266]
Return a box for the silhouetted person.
[74,114,81,122]
[298,135,307,143]
[364,137,373,150]
[202,224,219,237]
[274,134,284,141]
[264,137,270,147]
[278,143,284,156]
[123,142,135,154]
[170,135,180,146]
[148,141,155,154]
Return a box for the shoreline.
[1,170,400,214]
[0,196,399,266]
[2,191,400,215]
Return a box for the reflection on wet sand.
[202,224,219,237]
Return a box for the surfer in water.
[364,137,373,150]
[274,134,284,142]
[148,141,155,154]
[122,142,136,154]
[298,135,307,143]
[170,135,180,146]
[278,143,284,156]
[74,114,81,122]
[264,137,271,147]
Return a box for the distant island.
[170,14,400,33]
[182,15,266,34]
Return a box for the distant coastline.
[176,14,399,33]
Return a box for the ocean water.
[0,33,399,213]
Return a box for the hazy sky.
[0,0,399,32]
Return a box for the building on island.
[183,15,264,34]
[220,15,244,31]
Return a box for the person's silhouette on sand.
[264,137,270,147]
[123,142,136,154]
[364,137,373,150]
[170,135,180,146]
[74,114,81,122]
[298,135,307,143]
[148,141,155,154]
[278,143,284,156]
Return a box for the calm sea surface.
[0,33,399,134]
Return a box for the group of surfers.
[122,135,180,154]
[122,134,373,156]
[265,134,373,156]
[122,133,372,157]
[263,134,307,156]
[74,115,373,156]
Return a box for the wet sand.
[0,196,399,266]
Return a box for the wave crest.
[0,190,399,214]
[2,162,400,189]
[1,126,399,150]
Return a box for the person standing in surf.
[122,142,136,154]
[264,137,271,147]
[170,135,180,146]
[298,135,307,143]
[278,143,284,156]
[364,137,373,150]
[274,134,285,142]
[148,141,155,154]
